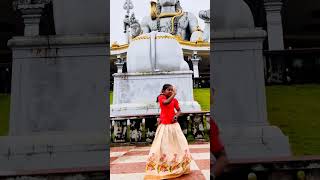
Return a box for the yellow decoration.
[131,35,151,42]
[111,41,120,48]
[196,36,204,42]
[158,9,183,18]
[155,35,176,40]
[110,44,129,51]
[110,35,209,51]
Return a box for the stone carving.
[146,128,156,143]
[123,0,134,15]
[113,120,127,142]
[199,9,210,42]
[130,120,142,142]
[12,0,51,36]
[13,0,51,10]
[112,0,202,117]
[129,0,205,42]
[146,118,158,143]
[126,31,189,73]
[129,13,142,38]
[199,10,210,22]
[192,115,204,139]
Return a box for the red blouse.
[158,94,180,124]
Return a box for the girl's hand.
[172,86,177,95]
[172,116,178,123]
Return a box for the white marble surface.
[111,71,201,116]
[126,32,189,73]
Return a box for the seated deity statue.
[128,0,205,42]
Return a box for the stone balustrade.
[110,111,210,145]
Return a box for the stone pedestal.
[2,34,109,172]
[8,35,108,135]
[212,29,291,159]
[111,71,201,117]
[191,52,200,78]
[0,133,107,173]
[115,58,125,73]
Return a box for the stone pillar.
[13,0,50,36]
[212,29,291,159]
[265,0,286,83]
[191,51,200,78]
[212,0,290,159]
[1,0,109,174]
[115,55,125,73]
[3,34,109,172]
[264,0,284,50]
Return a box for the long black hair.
[156,84,172,102]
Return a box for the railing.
[194,73,210,88]
[264,49,320,84]
[110,111,210,145]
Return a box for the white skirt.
[144,123,192,179]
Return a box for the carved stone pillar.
[191,51,200,78]
[115,55,125,73]
[264,0,284,50]
[13,0,51,36]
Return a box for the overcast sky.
[110,0,210,44]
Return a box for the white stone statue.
[126,31,189,73]
[113,121,120,139]
[131,129,138,141]
[129,0,205,42]
[199,9,210,42]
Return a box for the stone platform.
[111,71,201,117]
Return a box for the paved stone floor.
[110,143,210,180]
